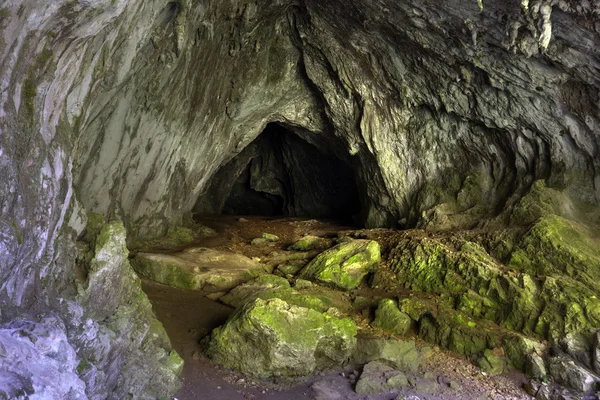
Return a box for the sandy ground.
[141,216,534,400]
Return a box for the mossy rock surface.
[220,274,353,313]
[288,235,332,251]
[298,239,380,290]
[206,298,357,378]
[350,337,421,373]
[387,214,600,345]
[372,298,413,336]
[132,247,265,291]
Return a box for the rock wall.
[0,0,599,397]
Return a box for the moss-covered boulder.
[131,247,265,291]
[372,299,413,336]
[298,239,380,290]
[206,298,357,378]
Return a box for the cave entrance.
[195,123,361,223]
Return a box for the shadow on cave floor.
[139,215,532,400]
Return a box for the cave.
[2,1,600,400]
[197,123,362,222]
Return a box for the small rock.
[288,235,331,251]
[423,371,435,380]
[251,238,271,246]
[448,380,461,390]
[262,233,280,242]
[206,291,226,301]
[192,351,201,360]
[523,380,540,397]
[239,218,249,222]
[414,378,437,393]
[294,279,313,289]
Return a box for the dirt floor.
[140,215,535,400]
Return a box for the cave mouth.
[196,123,362,223]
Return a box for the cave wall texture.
[0,0,599,397]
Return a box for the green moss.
[166,351,184,376]
[477,349,505,376]
[298,240,380,290]
[21,76,37,127]
[510,180,559,226]
[206,298,357,378]
[132,257,201,291]
[372,298,413,336]
[85,212,106,242]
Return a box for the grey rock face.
[1,0,599,397]
[0,317,87,399]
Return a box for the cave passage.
[196,123,361,223]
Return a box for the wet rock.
[131,247,265,291]
[206,298,357,378]
[298,240,380,290]
[548,354,600,393]
[351,337,421,373]
[289,235,332,251]
[372,298,413,336]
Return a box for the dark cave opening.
[196,123,362,223]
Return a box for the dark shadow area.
[195,123,361,223]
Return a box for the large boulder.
[206,298,357,378]
[131,247,265,291]
[298,240,380,290]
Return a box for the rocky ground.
[136,214,597,400]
